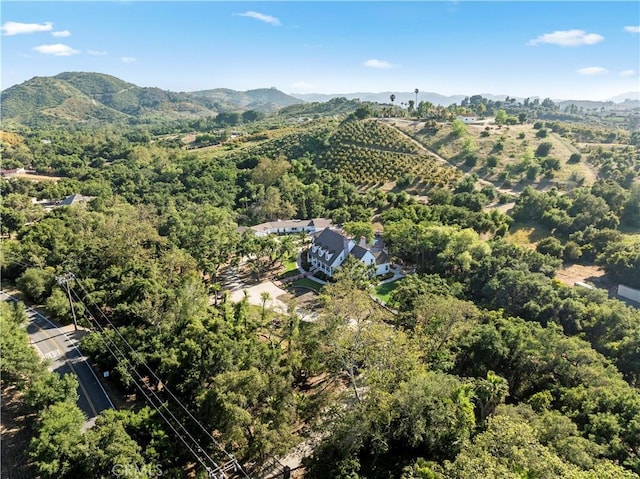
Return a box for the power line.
[76,297,215,476]
[56,272,78,330]
[69,287,234,478]
[69,283,249,478]
[2,251,252,478]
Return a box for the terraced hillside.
[318,118,462,192]
[392,119,600,191]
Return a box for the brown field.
[555,264,606,287]
[13,173,62,182]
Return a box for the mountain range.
[0,72,303,126]
[1,72,637,127]
[292,91,640,107]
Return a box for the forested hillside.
[0,72,302,127]
[1,86,639,479]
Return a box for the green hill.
[0,76,128,125]
[190,87,302,112]
[1,72,303,126]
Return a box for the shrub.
[536,237,563,258]
[563,241,583,262]
[535,142,553,157]
[568,153,582,164]
[487,156,499,168]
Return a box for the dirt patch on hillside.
[13,173,61,182]
[555,264,606,287]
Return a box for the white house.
[237,218,334,237]
[307,228,391,278]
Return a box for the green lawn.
[279,256,300,279]
[374,278,404,304]
[291,278,323,292]
[282,257,299,273]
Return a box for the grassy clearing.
[374,278,404,304]
[505,220,552,249]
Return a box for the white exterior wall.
[618,284,640,303]
[458,116,477,124]
[376,263,390,276]
[360,251,376,266]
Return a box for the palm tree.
[389,94,396,118]
[414,88,419,108]
[475,370,509,423]
[260,291,271,324]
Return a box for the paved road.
[1,291,113,422]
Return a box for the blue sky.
[2,1,639,100]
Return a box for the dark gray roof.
[59,193,93,206]
[309,228,349,265]
[374,250,389,265]
[350,245,369,260]
[314,228,347,253]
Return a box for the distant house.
[237,218,334,237]
[457,114,479,124]
[0,167,26,177]
[308,228,390,278]
[57,193,94,207]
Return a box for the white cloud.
[52,30,71,38]
[87,49,108,56]
[291,81,313,91]
[624,26,640,33]
[528,29,604,47]
[2,21,53,36]
[363,59,395,69]
[238,11,280,26]
[33,43,79,56]
[576,66,608,76]
[121,56,137,63]
[619,69,636,77]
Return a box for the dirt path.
[385,119,516,196]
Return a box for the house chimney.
[359,236,367,247]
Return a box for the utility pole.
[56,272,78,331]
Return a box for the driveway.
[229,281,289,314]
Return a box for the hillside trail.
[382,118,516,196]
[549,132,598,186]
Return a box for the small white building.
[457,114,480,124]
[238,218,334,237]
[618,284,640,304]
